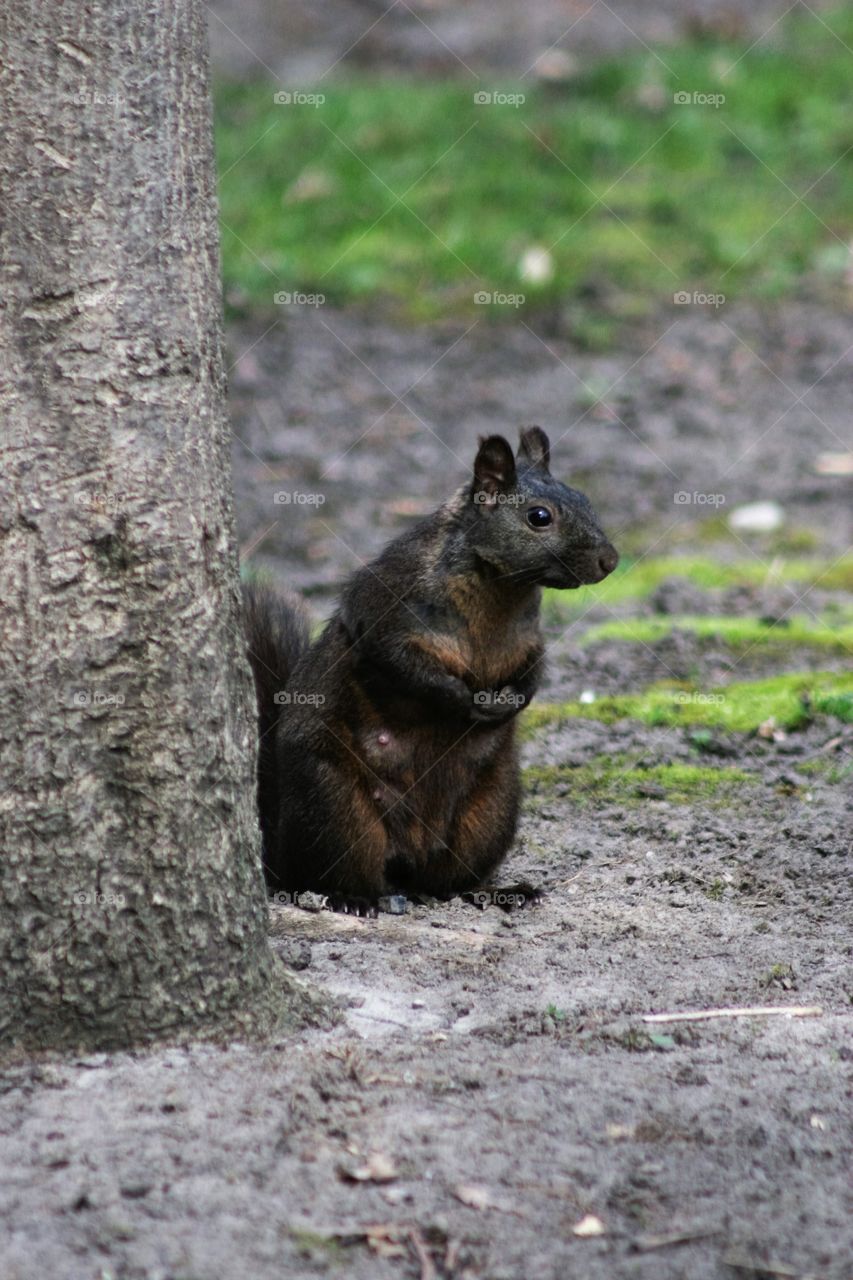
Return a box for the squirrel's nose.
[597,544,619,578]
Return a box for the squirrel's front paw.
[470,685,526,724]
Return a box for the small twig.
[643,1005,822,1025]
[409,1228,437,1280]
[551,868,586,888]
[635,1226,717,1251]
[724,1252,822,1279]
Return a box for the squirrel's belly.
[358,721,507,864]
[358,719,502,778]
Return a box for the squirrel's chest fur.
[412,572,541,689]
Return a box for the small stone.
[379,894,409,915]
[572,1213,606,1238]
[295,890,326,913]
[120,1177,153,1200]
[519,246,554,284]
[532,48,578,81]
[728,501,784,533]
[278,939,311,971]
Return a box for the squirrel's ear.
[472,435,517,501]
[516,425,551,473]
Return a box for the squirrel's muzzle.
[547,540,619,588]
[592,541,619,581]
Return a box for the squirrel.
[243,426,618,915]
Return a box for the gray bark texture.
[0,0,286,1050]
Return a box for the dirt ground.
[228,299,853,601]
[207,0,831,82]
[2,297,850,1280]
[2,2,852,1277]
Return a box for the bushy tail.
[242,580,310,865]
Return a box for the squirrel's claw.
[327,894,379,919]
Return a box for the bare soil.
[230,299,853,600]
[207,0,826,82]
[1,297,851,1280]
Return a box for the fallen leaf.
[382,1184,414,1204]
[454,1184,493,1210]
[813,451,853,476]
[339,1152,398,1184]
[365,1223,408,1259]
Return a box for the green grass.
[541,553,853,617]
[216,6,853,321]
[524,755,750,805]
[522,671,853,736]
[578,613,853,653]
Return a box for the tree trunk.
[0,0,285,1049]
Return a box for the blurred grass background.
[216,5,853,335]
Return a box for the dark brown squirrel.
[243,427,618,915]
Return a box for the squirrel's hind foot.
[327,893,379,919]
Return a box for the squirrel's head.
[465,426,619,589]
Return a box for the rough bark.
[0,0,285,1050]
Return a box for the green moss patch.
[524,755,750,806]
[523,671,853,736]
[542,554,853,617]
[578,613,853,653]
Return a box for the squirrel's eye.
[526,506,553,529]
